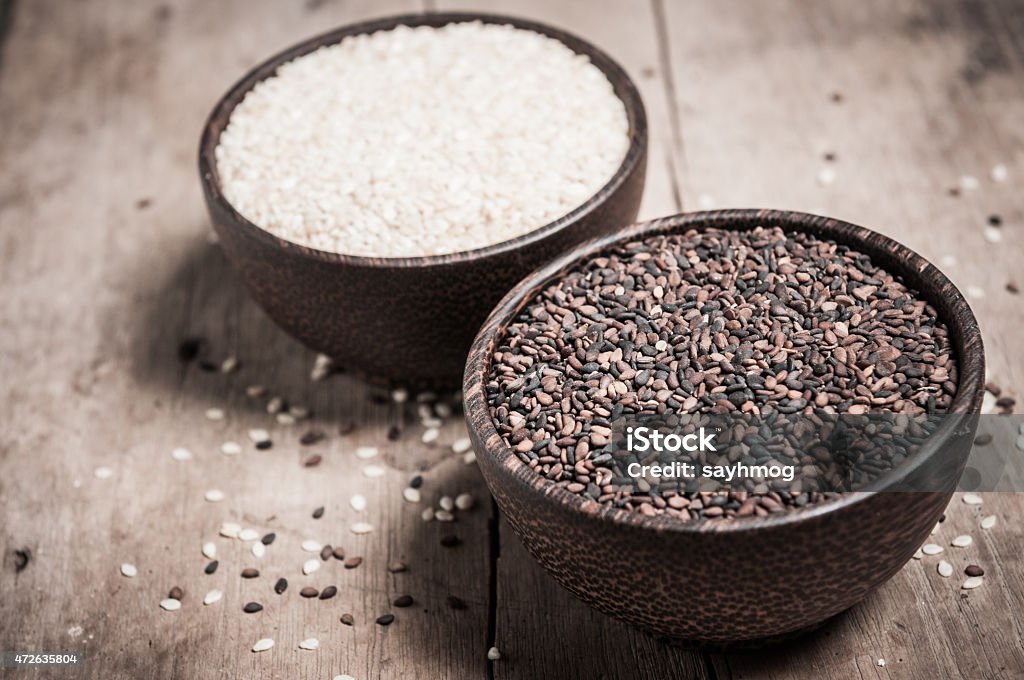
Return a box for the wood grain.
[1,0,1022,678]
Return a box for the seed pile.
[486,226,959,519]
[216,22,630,257]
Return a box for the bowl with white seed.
[464,209,986,644]
[199,13,647,385]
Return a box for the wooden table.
[1,0,1021,677]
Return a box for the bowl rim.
[197,11,648,269]
[463,208,986,534]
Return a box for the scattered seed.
[981,515,997,529]
[393,595,414,607]
[439,496,454,512]
[452,438,472,454]
[219,522,241,538]
[220,441,242,456]
[275,578,288,594]
[963,494,983,505]
[817,167,836,186]
[168,586,184,600]
[340,613,355,626]
[159,598,181,611]
[303,559,320,575]
[973,434,992,446]
[289,405,310,420]
[300,587,319,598]
[332,547,346,561]
[313,506,325,519]
[319,586,338,600]
[991,164,1008,182]
[376,614,395,626]
[248,428,270,443]
[487,646,501,661]
[463,451,477,465]
[387,425,402,440]
[171,447,193,461]
[178,337,203,362]
[276,412,296,426]
[205,560,219,575]
[410,475,423,489]
[421,508,435,522]
[93,466,115,479]
[951,535,973,548]
[205,489,225,503]
[241,568,260,579]
[252,542,266,558]
[298,638,320,651]
[356,446,379,460]
[311,354,333,381]
[403,487,421,503]
[1008,281,1020,295]
[300,430,326,446]
[966,285,985,299]
[351,522,374,535]
[205,408,225,421]
[120,563,137,578]
[320,545,333,561]
[960,175,980,191]
[911,549,923,560]
[243,602,263,614]
[876,658,885,668]
[344,557,363,569]
[965,564,984,577]
[447,595,467,610]
[301,540,323,553]
[455,493,475,511]
[435,510,454,522]
[937,560,953,577]
[350,495,368,512]
[362,465,385,478]
[203,589,223,605]
[262,532,276,545]
[266,396,284,415]
[962,576,984,590]
[422,428,440,445]
[238,529,260,542]
[255,439,273,450]
[387,561,408,573]
[246,384,267,398]
[219,356,238,373]
[922,544,944,556]
[303,454,323,467]
[931,522,941,535]
[251,638,274,653]
[984,226,1003,243]
[440,534,462,548]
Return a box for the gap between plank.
[651,0,686,212]
[487,498,500,680]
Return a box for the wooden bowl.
[464,209,985,644]
[198,12,647,387]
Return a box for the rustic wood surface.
[0,0,1021,678]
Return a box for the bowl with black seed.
[463,209,985,645]
[198,12,647,386]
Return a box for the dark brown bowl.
[464,209,985,644]
[198,12,647,387]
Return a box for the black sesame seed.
[204,560,219,575]
[319,586,338,600]
[340,613,355,626]
[393,595,414,607]
[261,532,276,545]
[312,506,325,519]
[410,475,423,489]
[440,535,462,548]
[376,614,395,626]
[255,439,273,450]
[243,602,263,613]
[241,568,259,579]
[300,587,319,598]
[274,578,288,594]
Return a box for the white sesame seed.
[391,388,409,404]
[298,638,320,650]
[311,354,333,382]
[960,174,980,191]
[487,646,501,661]
[204,489,225,503]
[452,437,472,454]
[403,487,421,503]
[1016,435,1024,452]
[202,542,217,559]
[238,528,260,542]
[435,403,453,418]
[247,429,270,443]
[93,466,114,479]
[422,428,440,445]
[350,522,374,535]
[931,522,941,535]
[159,598,181,612]
[966,285,985,299]
[940,254,958,268]
[922,543,944,555]
[219,522,241,538]
[963,493,983,505]
[220,441,242,456]
[276,412,296,426]
[266,396,284,414]
[203,589,223,605]
[439,496,454,512]
[952,535,973,548]
[937,560,953,577]
[120,563,137,578]
[252,638,275,652]
[463,451,477,465]
[697,193,715,209]
[302,559,320,575]
[962,576,984,590]
[220,356,238,373]
[421,507,435,522]
[289,405,309,420]
[245,384,267,398]
[911,549,923,560]
[984,226,1003,243]
[334,676,355,680]
[817,167,836,186]
[350,495,367,512]
[991,164,1008,182]
[435,510,455,522]
[876,658,885,668]
[356,446,379,460]
[981,514,997,529]
[417,404,433,420]
[171,447,193,461]
[205,407,225,421]
[252,542,266,558]
[455,493,476,511]
[362,465,385,478]
[301,540,323,553]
